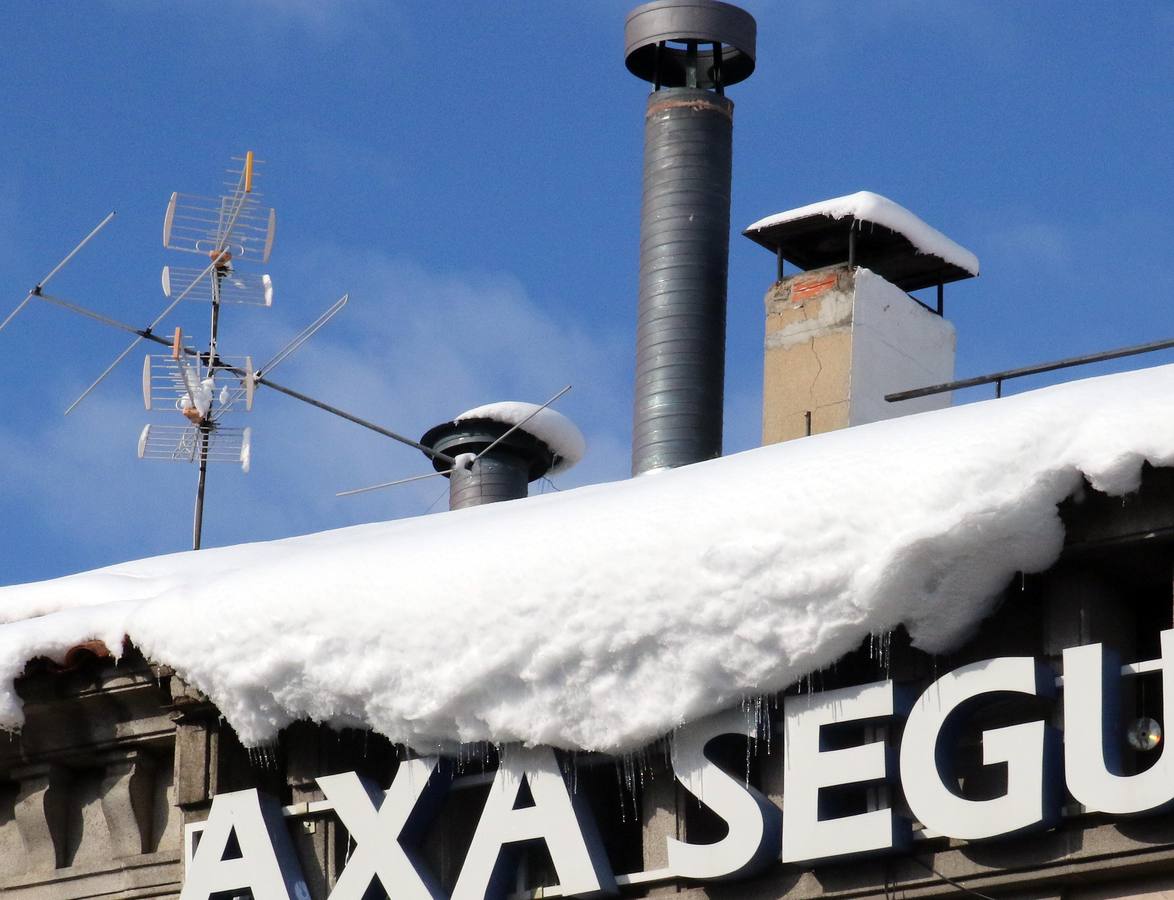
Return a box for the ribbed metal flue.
[447,454,531,509]
[631,87,734,475]
[624,0,755,476]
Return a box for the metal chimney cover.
[625,0,756,89]
[419,418,556,482]
[419,418,558,510]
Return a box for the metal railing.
[886,336,1174,403]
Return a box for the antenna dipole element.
[0,211,117,335]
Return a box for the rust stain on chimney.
[787,272,839,305]
[646,97,734,119]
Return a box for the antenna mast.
[156,151,273,548]
[2,151,461,551]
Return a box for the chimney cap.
[744,191,980,292]
[625,0,756,89]
[420,402,585,480]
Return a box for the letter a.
[180,788,308,900]
[452,746,617,900]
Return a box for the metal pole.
[886,334,1174,403]
[193,428,209,550]
[252,375,456,465]
[190,268,223,549]
[207,282,221,377]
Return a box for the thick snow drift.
[2,364,1174,752]
[745,191,980,276]
[455,401,585,474]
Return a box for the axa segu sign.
[180,631,1174,900]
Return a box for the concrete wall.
[762,266,854,443]
[762,265,954,445]
[0,651,182,898]
[849,267,955,425]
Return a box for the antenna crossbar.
[248,373,456,466]
[63,254,220,415]
[36,292,152,339]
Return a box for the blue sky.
[2,2,1172,585]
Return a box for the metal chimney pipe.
[625,0,756,476]
[419,419,556,511]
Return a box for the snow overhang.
[2,364,1173,753]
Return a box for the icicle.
[761,697,772,758]
[745,719,753,786]
[613,758,628,824]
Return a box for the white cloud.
[985,220,1073,271]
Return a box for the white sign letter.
[1065,630,1174,814]
[319,757,449,899]
[181,788,309,900]
[668,707,781,879]
[782,679,908,863]
[452,746,617,900]
[900,656,1059,840]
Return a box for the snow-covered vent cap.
[744,191,979,292]
[453,402,585,475]
[419,402,586,510]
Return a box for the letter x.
[318,758,448,900]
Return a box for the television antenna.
[2,151,458,550]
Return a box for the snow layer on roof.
[3,364,1174,752]
[455,401,586,474]
[745,190,981,276]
